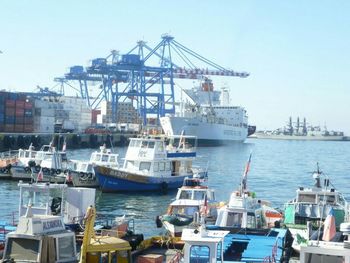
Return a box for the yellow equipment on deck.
[79,206,132,263]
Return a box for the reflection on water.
[1,139,350,237]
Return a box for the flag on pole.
[322,208,336,241]
[37,168,44,182]
[200,194,208,216]
[62,138,67,152]
[65,170,72,183]
[242,153,252,191]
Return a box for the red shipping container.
[24,117,33,124]
[4,124,14,132]
[24,102,33,109]
[5,100,15,107]
[15,100,25,108]
[16,117,24,124]
[137,254,163,263]
[91,109,101,124]
[15,108,24,116]
[15,124,24,133]
[5,107,15,116]
[24,125,33,133]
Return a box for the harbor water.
[1,138,349,238]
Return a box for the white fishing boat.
[70,144,119,188]
[214,154,283,231]
[11,144,70,183]
[1,182,95,262]
[283,163,349,253]
[159,177,217,237]
[300,222,350,263]
[94,135,204,192]
[160,78,250,145]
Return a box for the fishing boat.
[70,144,119,188]
[1,205,77,262]
[299,221,350,263]
[94,135,203,192]
[0,181,94,262]
[159,176,218,237]
[283,163,349,252]
[11,144,70,183]
[0,150,17,179]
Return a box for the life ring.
[87,172,93,178]
[42,167,49,173]
[56,169,62,175]
[3,169,9,174]
[24,167,31,173]
[0,168,5,173]
[63,169,68,174]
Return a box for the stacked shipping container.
[0,91,34,133]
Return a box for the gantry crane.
[56,34,249,124]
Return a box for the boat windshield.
[4,238,40,261]
[226,212,243,227]
[190,245,210,263]
[193,191,207,200]
[172,206,199,215]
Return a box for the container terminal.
[0,35,252,151]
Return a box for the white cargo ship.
[160,79,250,145]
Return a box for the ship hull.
[94,166,190,192]
[160,116,248,145]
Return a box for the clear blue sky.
[1,1,349,133]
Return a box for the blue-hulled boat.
[95,135,203,192]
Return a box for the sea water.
[0,138,349,237]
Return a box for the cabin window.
[303,253,344,263]
[81,163,87,171]
[193,191,206,200]
[141,141,148,148]
[61,154,67,162]
[109,156,116,163]
[87,164,93,172]
[179,190,192,199]
[102,155,109,162]
[140,162,151,171]
[156,141,164,152]
[247,212,256,228]
[226,212,243,227]
[159,162,165,171]
[5,238,40,261]
[190,245,210,263]
[319,195,336,204]
[57,236,75,260]
[298,194,316,203]
[165,162,171,171]
[153,162,159,172]
[148,141,155,148]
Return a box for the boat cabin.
[2,206,77,263]
[122,136,197,177]
[182,226,229,263]
[89,145,119,167]
[284,182,348,227]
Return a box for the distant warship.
[255,117,348,141]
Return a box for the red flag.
[200,194,208,215]
[37,168,43,182]
[323,208,336,241]
[66,171,72,183]
[242,153,252,191]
